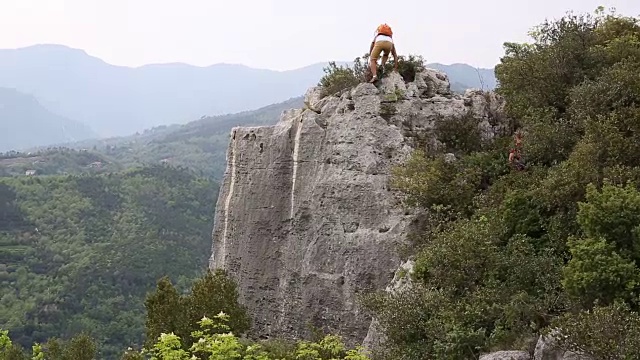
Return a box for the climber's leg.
[369,43,383,82]
[370,41,392,82]
[369,57,378,83]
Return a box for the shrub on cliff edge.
[318,54,426,97]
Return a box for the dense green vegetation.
[0,164,217,358]
[132,314,369,360]
[362,7,640,359]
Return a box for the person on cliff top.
[368,23,398,83]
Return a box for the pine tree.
[63,333,97,360]
[143,277,187,348]
[185,269,251,338]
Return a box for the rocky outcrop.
[209,68,505,346]
[532,332,592,360]
[480,351,531,360]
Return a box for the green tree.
[62,333,97,360]
[562,236,640,309]
[549,301,640,359]
[144,277,187,349]
[184,269,251,339]
[560,182,640,309]
[142,269,250,352]
[494,8,640,167]
[577,182,640,259]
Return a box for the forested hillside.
[0,165,217,358]
[23,97,304,180]
[0,97,303,180]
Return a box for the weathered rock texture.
[480,351,531,360]
[209,68,505,346]
[533,332,592,360]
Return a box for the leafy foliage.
[318,58,368,97]
[381,54,426,82]
[390,150,483,218]
[548,301,640,358]
[0,330,97,360]
[1,312,370,360]
[137,312,370,360]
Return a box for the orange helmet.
[376,23,393,36]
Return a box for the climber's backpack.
[376,23,393,37]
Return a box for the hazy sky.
[1,0,639,71]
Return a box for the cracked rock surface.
[209,69,506,346]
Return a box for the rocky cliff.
[208,68,505,346]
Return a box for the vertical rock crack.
[220,134,238,267]
[291,116,303,219]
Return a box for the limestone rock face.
[209,69,505,346]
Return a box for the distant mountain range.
[0,44,497,151]
[0,87,96,152]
